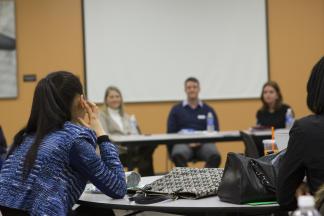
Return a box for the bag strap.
[249,160,276,193]
[128,188,180,204]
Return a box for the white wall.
[84,0,268,102]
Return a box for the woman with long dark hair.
[277,57,324,210]
[0,71,126,215]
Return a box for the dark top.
[256,104,291,129]
[167,101,219,133]
[0,127,7,169]
[0,126,7,154]
[277,115,324,210]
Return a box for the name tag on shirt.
[197,114,206,120]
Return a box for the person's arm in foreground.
[277,121,306,210]
[71,98,126,198]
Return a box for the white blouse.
[107,107,124,132]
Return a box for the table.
[110,130,272,146]
[110,130,273,172]
[79,176,280,216]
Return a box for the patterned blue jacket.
[0,122,127,215]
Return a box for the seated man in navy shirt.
[167,77,221,168]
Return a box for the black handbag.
[218,152,285,204]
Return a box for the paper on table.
[247,201,277,206]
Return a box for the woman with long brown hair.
[256,81,293,129]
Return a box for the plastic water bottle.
[129,115,139,135]
[206,112,215,132]
[285,108,294,129]
[292,195,321,216]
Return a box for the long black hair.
[307,57,324,114]
[7,71,83,178]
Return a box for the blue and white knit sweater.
[0,122,127,215]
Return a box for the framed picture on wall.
[0,0,17,99]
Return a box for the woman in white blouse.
[99,86,155,176]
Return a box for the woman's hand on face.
[77,95,106,137]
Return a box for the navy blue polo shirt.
[167,101,219,133]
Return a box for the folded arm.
[70,134,127,199]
